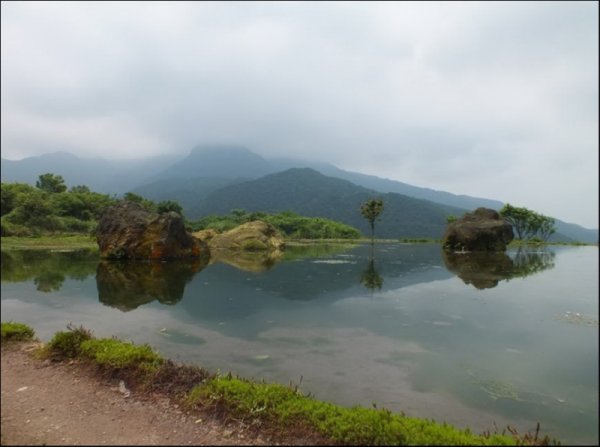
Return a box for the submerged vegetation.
[1,321,558,446]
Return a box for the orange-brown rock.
[96,201,209,260]
[443,208,514,252]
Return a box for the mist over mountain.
[1,151,179,194]
[1,146,597,242]
[145,145,275,183]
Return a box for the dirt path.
[1,342,294,446]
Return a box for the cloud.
[1,1,598,228]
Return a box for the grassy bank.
[0,235,98,251]
[1,322,557,446]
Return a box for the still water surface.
[1,244,598,444]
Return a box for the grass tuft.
[1,321,35,342]
[79,338,164,371]
[45,323,93,359]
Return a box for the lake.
[1,243,598,444]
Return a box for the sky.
[1,1,598,228]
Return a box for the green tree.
[500,204,556,242]
[1,183,16,216]
[36,173,67,194]
[123,192,157,212]
[360,198,384,243]
[157,200,183,216]
[70,185,90,194]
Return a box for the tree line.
[1,172,557,244]
[499,203,556,242]
[1,173,362,240]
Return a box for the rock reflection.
[442,248,555,289]
[209,249,284,272]
[96,258,208,311]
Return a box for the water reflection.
[209,249,284,272]
[1,250,97,292]
[96,258,208,311]
[442,248,556,289]
[511,248,556,278]
[360,258,383,291]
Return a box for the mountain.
[131,176,246,212]
[145,145,275,182]
[553,220,598,244]
[0,151,181,194]
[2,148,597,242]
[189,168,467,239]
[270,157,504,210]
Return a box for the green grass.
[79,338,164,370]
[1,321,35,341]
[187,376,518,445]
[46,324,93,359]
[0,235,98,251]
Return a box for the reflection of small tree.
[511,248,556,278]
[360,258,383,292]
[34,271,65,292]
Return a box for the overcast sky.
[1,1,598,228]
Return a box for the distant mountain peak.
[190,144,254,156]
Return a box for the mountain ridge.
[1,147,597,242]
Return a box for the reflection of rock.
[210,249,284,272]
[442,250,514,289]
[96,258,208,311]
[96,201,209,260]
[442,248,556,289]
[443,208,513,252]
[207,221,285,251]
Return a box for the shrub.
[47,324,93,359]
[79,338,164,370]
[1,321,35,341]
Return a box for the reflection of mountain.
[176,244,454,340]
[442,249,556,289]
[96,259,208,311]
[0,250,98,292]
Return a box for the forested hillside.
[189,168,466,239]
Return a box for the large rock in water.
[207,220,285,251]
[443,208,514,251]
[96,201,209,260]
